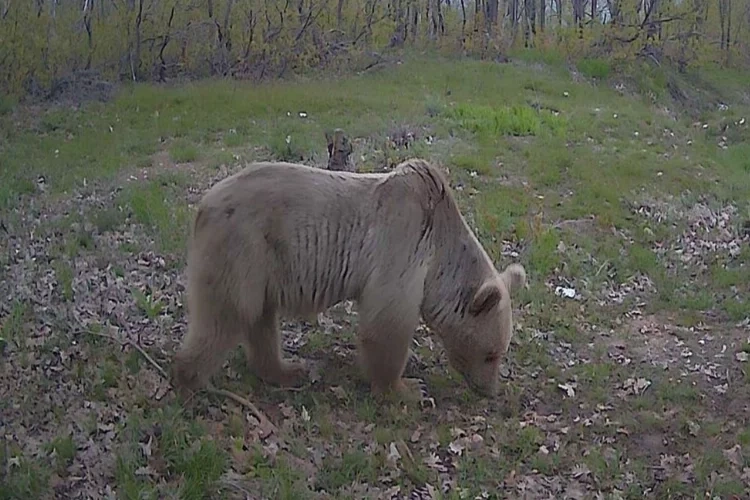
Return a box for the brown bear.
[172,158,526,399]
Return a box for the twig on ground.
[81,327,277,433]
[268,384,311,393]
[219,471,255,496]
[206,385,277,434]
[85,329,170,380]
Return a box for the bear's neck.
[420,201,495,332]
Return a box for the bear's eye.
[484,352,500,364]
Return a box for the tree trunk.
[337,0,345,29]
[727,0,732,56]
[510,0,519,39]
[523,0,530,46]
[474,0,481,33]
[437,0,445,35]
[719,0,727,50]
[540,0,546,31]
[483,0,499,36]
[460,0,467,39]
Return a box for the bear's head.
[439,263,526,397]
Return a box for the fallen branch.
[269,384,310,393]
[82,328,277,433]
[206,386,277,434]
[85,329,169,380]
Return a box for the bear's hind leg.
[172,303,243,397]
[242,306,308,387]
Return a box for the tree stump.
[325,128,355,172]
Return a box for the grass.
[576,57,612,80]
[168,138,200,164]
[443,102,567,138]
[1,50,750,497]
[117,172,193,254]
[44,434,77,474]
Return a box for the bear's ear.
[499,263,527,295]
[469,281,503,316]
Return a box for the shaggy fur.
[172,158,526,398]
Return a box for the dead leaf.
[330,386,348,400]
[279,403,295,419]
[97,422,114,433]
[134,466,157,477]
[448,439,465,456]
[139,435,152,458]
[687,420,701,436]
[571,463,591,479]
[450,427,466,438]
[423,452,448,473]
[558,382,577,398]
[386,442,401,467]
[469,434,484,450]
[564,481,588,500]
[410,429,422,443]
[724,444,743,469]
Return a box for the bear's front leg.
[356,270,427,401]
[359,334,422,401]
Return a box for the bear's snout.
[461,367,500,398]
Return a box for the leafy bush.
[577,58,612,80]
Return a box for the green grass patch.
[315,449,379,492]
[473,185,532,244]
[114,405,228,498]
[44,434,77,474]
[169,139,200,163]
[118,173,192,255]
[0,455,51,499]
[241,446,309,498]
[444,102,566,139]
[1,300,29,350]
[577,57,612,80]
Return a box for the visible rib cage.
[279,208,370,314]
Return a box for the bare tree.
[572,0,584,32]
[485,0,499,33]
[540,0,546,31]
[523,0,537,46]
[719,0,732,56]
[82,0,93,70]
[460,0,467,38]
[509,0,519,39]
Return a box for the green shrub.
[577,58,612,80]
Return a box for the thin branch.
[80,327,277,433]
[85,329,170,379]
[206,386,278,434]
